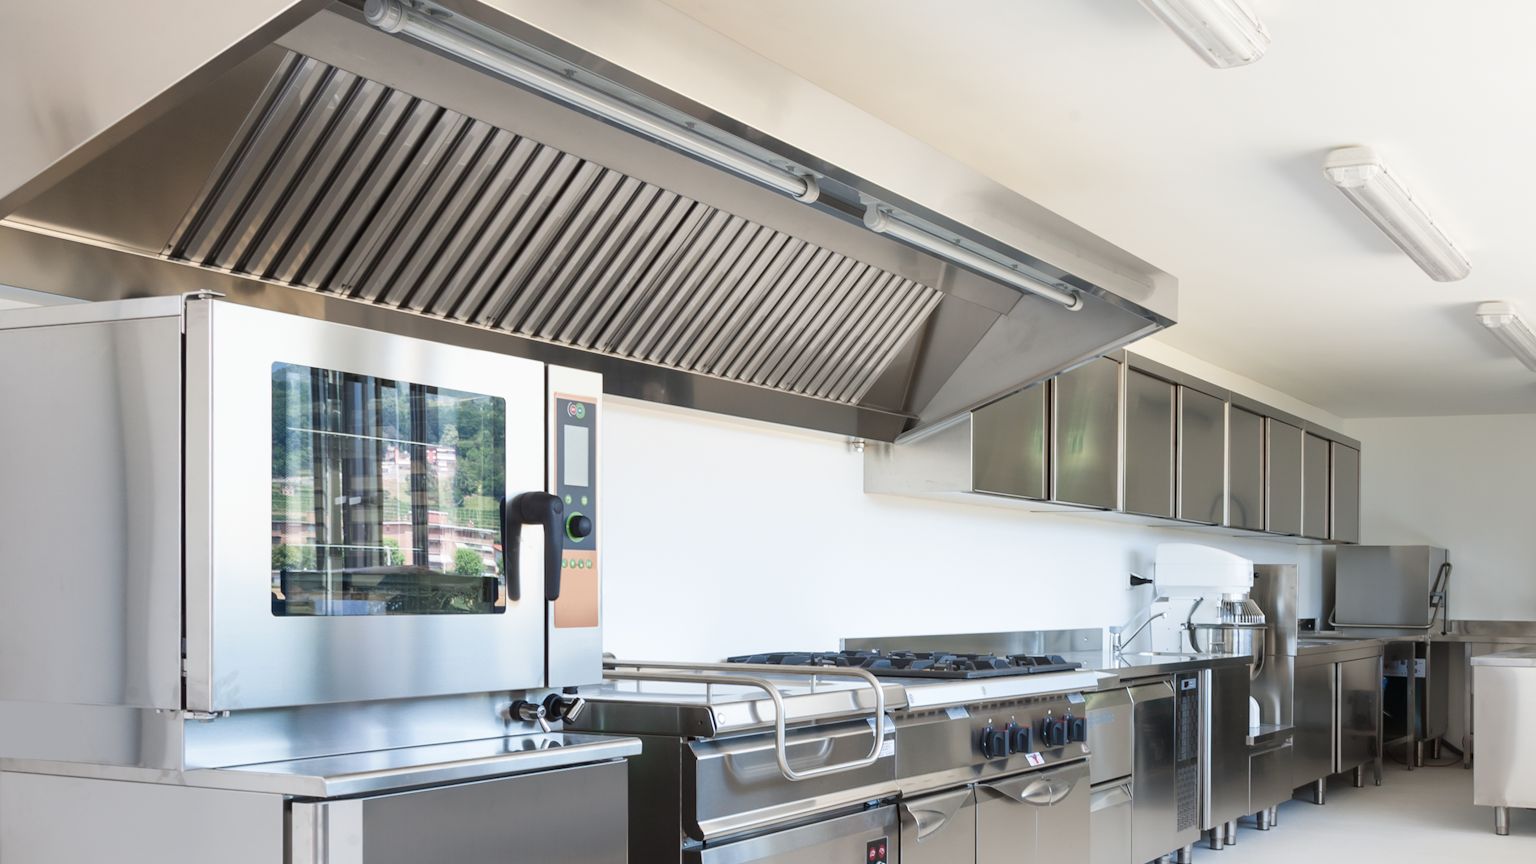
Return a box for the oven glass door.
[270,362,508,617]
[186,301,549,711]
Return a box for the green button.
[564,494,573,505]
[580,496,589,506]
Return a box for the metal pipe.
[603,659,888,782]
[363,0,817,202]
[864,205,1082,310]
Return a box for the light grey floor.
[1183,764,1535,862]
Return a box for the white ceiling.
[658,0,1536,418]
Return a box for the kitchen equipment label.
[1024,752,1045,767]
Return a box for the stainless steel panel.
[1085,687,1133,785]
[1473,664,1536,808]
[188,300,550,711]
[1250,566,1298,731]
[689,805,897,864]
[0,772,282,864]
[1201,664,1251,829]
[971,382,1048,500]
[1292,662,1335,785]
[686,720,898,841]
[0,312,183,710]
[1124,369,1175,518]
[1337,655,1381,771]
[1302,433,1330,540]
[899,787,976,864]
[1090,781,1133,864]
[1052,355,1122,509]
[976,772,1042,863]
[291,761,626,864]
[1264,417,1303,536]
[1248,740,1294,814]
[1130,680,1187,863]
[1227,405,1264,531]
[1177,386,1226,525]
[1331,443,1361,544]
[547,366,605,687]
[1034,760,1091,860]
[0,702,183,770]
[1336,546,1448,628]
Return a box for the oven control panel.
[553,394,598,629]
[966,694,1090,770]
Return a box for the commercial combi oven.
[0,295,636,863]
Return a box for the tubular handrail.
[603,659,889,782]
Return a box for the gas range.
[726,649,1084,679]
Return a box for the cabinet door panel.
[1330,443,1361,543]
[1125,370,1175,518]
[1302,433,1330,539]
[1265,418,1303,536]
[1177,387,1226,525]
[1227,406,1265,531]
[1052,356,1121,509]
[973,383,1048,500]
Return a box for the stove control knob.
[979,726,1010,759]
[1040,716,1067,748]
[1068,715,1088,744]
[1009,722,1034,753]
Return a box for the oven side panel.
[0,312,183,714]
[547,365,603,688]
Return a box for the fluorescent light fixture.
[864,206,1082,310]
[365,0,1083,312]
[364,0,819,203]
[1476,301,1536,372]
[1138,0,1270,68]
[1323,146,1470,282]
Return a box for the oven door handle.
[503,491,566,601]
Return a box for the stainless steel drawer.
[1090,780,1133,864]
[1249,740,1294,812]
[1086,687,1133,785]
[899,787,975,864]
[688,806,896,864]
[289,760,627,864]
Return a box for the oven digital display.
[563,424,590,488]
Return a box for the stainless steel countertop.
[1471,648,1536,668]
[1058,649,1254,687]
[2,732,643,798]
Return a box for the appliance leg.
[1223,821,1238,846]
[1256,809,1272,831]
[1414,740,1425,768]
[1312,779,1327,805]
[1429,738,1442,760]
[1268,806,1279,827]
[1374,755,1384,786]
[1175,844,1194,863]
[1207,828,1223,850]
[1353,765,1365,788]
[1495,806,1510,836]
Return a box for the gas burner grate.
[726,649,1082,679]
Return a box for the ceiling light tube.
[1138,0,1270,68]
[1323,146,1470,282]
[1476,301,1536,372]
[864,205,1082,310]
[364,0,819,203]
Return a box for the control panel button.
[1068,715,1088,743]
[1008,722,1034,753]
[566,512,593,541]
[866,838,888,863]
[978,726,1010,759]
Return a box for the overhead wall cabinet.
[865,350,1362,545]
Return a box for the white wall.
[601,397,1327,660]
[1346,413,1536,621]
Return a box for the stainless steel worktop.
[2,732,643,798]
[1058,650,1254,687]
[1471,648,1536,667]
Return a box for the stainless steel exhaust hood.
[0,0,1175,442]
